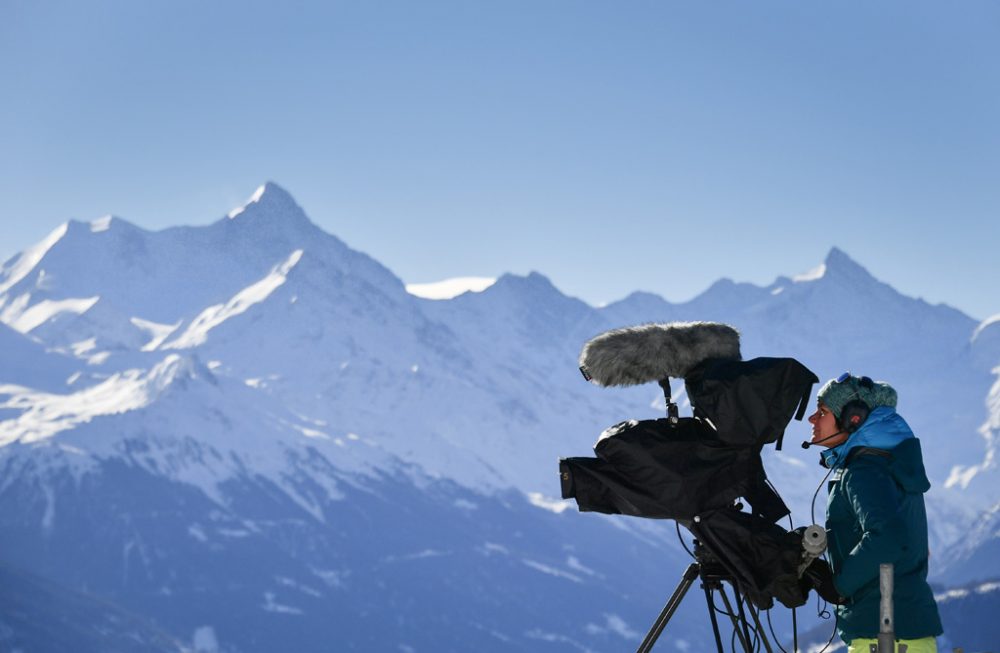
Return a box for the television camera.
[559,322,833,652]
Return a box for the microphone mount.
[658,378,679,426]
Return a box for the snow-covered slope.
[1,183,996,651]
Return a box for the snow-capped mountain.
[1,183,997,651]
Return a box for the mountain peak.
[226,181,303,221]
[492,271,558,293]
[823,246,875,279]
[790,247,876,285]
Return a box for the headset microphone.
[801,430,846,449]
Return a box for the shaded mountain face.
[0,561,186,653]
[1,183,998,651]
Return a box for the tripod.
[636,541,774,653]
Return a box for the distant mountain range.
[1,183,997,652]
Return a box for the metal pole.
[878,563,894,653]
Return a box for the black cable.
[765,478,795,531]
[675,521,695,559]
[810,466,834,526]
[764,607,790,653]
[709,589,747,653]
[732,615,761,652]
[710,592,739,619]
[813,615,838,653]
[715,590,760,653]
[815,554,833,619]
[801,590,837,653]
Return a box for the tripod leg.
[744,602,774,653]
[716,584,753,652]
[701,584,726,653]
[635,563,700,653]
[732,588,758,651]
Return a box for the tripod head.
[690,539,730,583]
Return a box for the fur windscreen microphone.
[578,321,741,387]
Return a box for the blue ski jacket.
[821,407,943,642]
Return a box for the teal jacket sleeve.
[833,462,906,598]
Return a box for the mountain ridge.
[1,182,997,651]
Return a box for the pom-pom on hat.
[817,372,898,418]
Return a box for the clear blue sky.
[2,1,998,319]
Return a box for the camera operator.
[805,373,943,652]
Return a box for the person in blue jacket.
[806,372,943,652]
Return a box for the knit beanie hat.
[816,373,898,418]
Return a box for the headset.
[801,373,873,449]
[836,374,874,434]
[837,399,870,434]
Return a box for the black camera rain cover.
[561,418,758,520]
[559,355,820,609]
[683,357,818,449]
[688,508,809,610]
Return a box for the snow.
[90,215,113,233]
[947,369,1000,494]
[584,614,639,639]
[792,263,826,282]
[524,629,593,651]
[0,355,189,446]
[406,276,496,299]
[972,313,1000,341]
[527,492,573,514]
[192,626,219,652]
[130,316,181,351]
[566,556,599,577]
[70,338,97,356]
[275,576,323,598]
[289,423,329,440]
[261,591,303,615]
[40,482,55,530]
[0,222,67,294]
[383,549,449,563]
[936,580,1000,601]
[163,249,302,348]
[479,542,509,556]
[521,559,582,583]
[4,294,100,333]
[188,524,208,542]
[227,184,269,219]
[310,568,348,589]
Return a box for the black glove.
[802,558,848,605]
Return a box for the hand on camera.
[802,558,848,605]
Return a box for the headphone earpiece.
[838,399,871,434]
